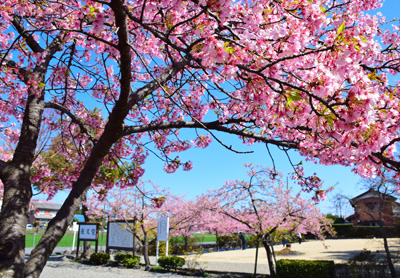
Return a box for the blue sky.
[39,0,400,217]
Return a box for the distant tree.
[325,214,340,222]
[207,164,333,277]
[329,190,352,219]
[87,180,175,269]
[196,194,248,250]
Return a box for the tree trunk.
[132,218,137,256]
[0,2,186,276]
[262,241,276,278]
[382,230,396,278]
[215,231,219,251]
[81,198,92,259]
[142,232,151,270]
[0,92,46,278]
[184,236,189,252]
[24,108,126,277]
[0,168,33,278]
[378,213,397,278]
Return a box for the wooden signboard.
[76,222,100,258]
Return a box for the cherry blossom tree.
[167,199,204,252]
[195,194,248,249]
[0,0,400,277]
[207,164,334,277]
[87,180,177,269]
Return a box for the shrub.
[183,248,204,272]
[333,217,345,224]
[149,240,167,256]
[332,224,399,238]
[124,257,140,268]
[89,252,110,265]
[276,259,335,278]
[158,255,185,271]
[113,253,140,268]
[335,249,389,277]
[331,224,353,237]
[349,248,376,262]
[216,234,238,249]
[335,263,388,278]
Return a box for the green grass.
[25,231,216,248]
[152,265,164,271]
[170,234,216,243]
[25,231,108,248]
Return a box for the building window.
[366,202,377,211]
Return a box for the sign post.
[156,217,169,264]
[71,222,78,251]
[76,223,100,258]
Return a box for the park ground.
[36,238,400,277]
[188,238,400,274]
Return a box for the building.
[28,199,62,225]
[347,188,400,226]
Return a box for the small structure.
[28,199,62,225]
[347,188,400,226]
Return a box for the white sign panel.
[108,222,134,248]
[79,224,97,240]
[72,222,79,232]
[157,217,169,242]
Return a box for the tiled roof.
[350,188,396,205]
[34,214,54,220]
[32,200,62,211]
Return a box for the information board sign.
[106,220,136,253]
[79,224,98,241]
[157,217,169,242]
[108,222,134,248]
[76,222,100,258]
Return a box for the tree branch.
[12,15,44,53]
[123,120,299,149]
[44,102,91,137]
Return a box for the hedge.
[276,259,335,278]
[332,224,399,238]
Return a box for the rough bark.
[0,93,45,278]
[0,167,33,278]
[0,17,62,276]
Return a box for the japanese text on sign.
[79,224,97,240]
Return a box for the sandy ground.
[188,238,400,274]
[35,238,400,276]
